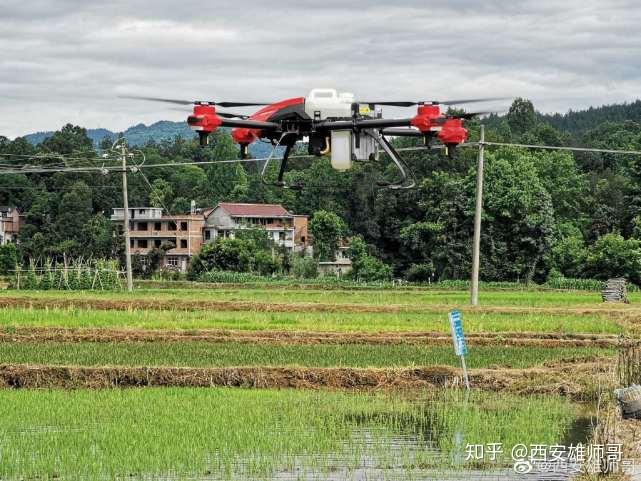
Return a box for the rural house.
[0,206,22,245]
[111,203,310,271]
[111,207,205,272]
[203,203,309,253]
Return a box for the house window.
[138,239,148,248]
[166,257,179,267]
[137,222,148,231]
[130,238,134,248]
[205,230,211,240]
[180,221,188,231]
[154,222,162,230]
[279,232,285,241]
[180,239,187,249]
[154,239,161,248]
[168,221,177,231]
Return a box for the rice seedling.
[0,306,622,334]
[0,341,615,369]
[0,387,580,480]
[0,285,610,306]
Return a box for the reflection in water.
[188,424,587,481]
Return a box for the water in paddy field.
[147,417,593,481]
[4,399,594,481]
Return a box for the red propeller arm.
[219,118,280,130]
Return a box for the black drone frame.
[260,125,418,190]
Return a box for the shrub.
[347,236,392,282]
[585,233,641,285]
[188,236,281,278]
[0,243,17,275]
[404,263,435,283]
[291,255,318,279]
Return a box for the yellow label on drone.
[359,105,371,115]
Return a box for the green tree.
[53,181,93,256]
[480,148,555,282]
[586,233,641,285]
[506,98,537,137]
[188,236,279,277]
[148,178,174,208]
[41,124,94,156]
[80,214,116,259]
[0,243,18,274]
[309,210,346,261]
[347,236,392,282]
[548,223,588,278]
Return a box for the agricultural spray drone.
[126,89,502,190]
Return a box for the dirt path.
[0,359,615,400]
[0,326,625,347]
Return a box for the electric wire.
[0,145,462,175]
[482,141,641,156]
[2,140,640,176]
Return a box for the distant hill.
[24,121,195,148]
[23,120,275,158]
[538,100,641,136]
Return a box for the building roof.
[216,202,291,218]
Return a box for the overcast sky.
[2,0,641,138]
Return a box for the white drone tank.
[305,88,378,171]
[304,88,354,120]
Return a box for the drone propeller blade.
[121,95,270,108]
[120,95,194,105]
[361,97,508,107]
[215,101,269,108]
[448,110,497,120]
[217,111,249,119]
[437,97,508,106]
[166,107,249,119]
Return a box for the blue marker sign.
[449,310,467,356]
[449,309,470,389]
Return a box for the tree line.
[1,97,641,283]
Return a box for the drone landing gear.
[240,143,249,159]
[366,131,416,190]
[261,135,304,191]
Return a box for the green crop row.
[0,307,622,334]
[0,341,615,369]
[0,286,612,307]
[155,272,638,292]
[9,259,122,291]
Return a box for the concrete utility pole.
[120,141,134,292]
[470,125,485,306]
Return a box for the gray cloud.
[2,0,641,137]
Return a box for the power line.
[482,141,641,156]
[0,144,458,175]
[0,185,120,191]
[3,139,641,177]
